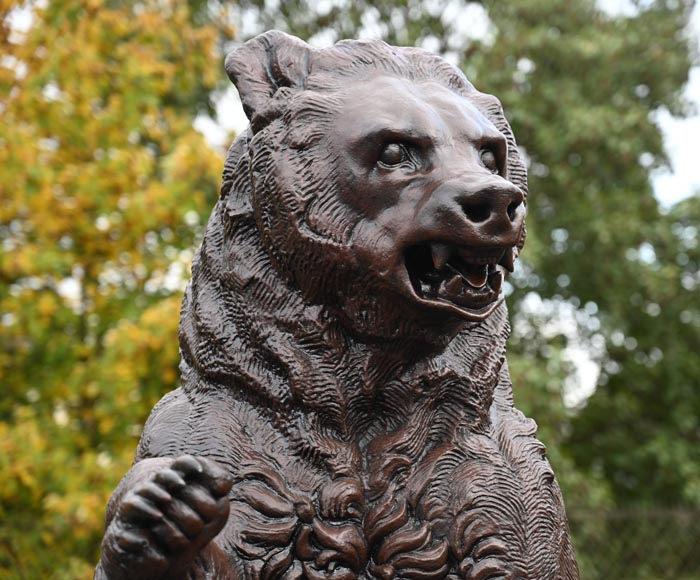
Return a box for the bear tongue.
[460,263,489,288]
[499,247,515,273]
[437,264,489,302]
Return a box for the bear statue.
[95,31,580,580]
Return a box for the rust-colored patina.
[95,31,579,580]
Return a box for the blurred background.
[1,0,699,578]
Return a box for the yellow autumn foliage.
[0,0,232,575]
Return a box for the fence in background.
[569,508,700,579]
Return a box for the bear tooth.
[440,274,464,298]
[490,270,504,294]
[430,242,452,271]
[499,248,515,273]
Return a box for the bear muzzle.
[426,176,525,247]
[396,175,524,320]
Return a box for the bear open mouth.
[404,242,515,314]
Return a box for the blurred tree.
[231,0,699,510]
[568,195,700,506]
[0,0,232,576]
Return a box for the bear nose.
[461,182,524,225]
[441,178,525,245]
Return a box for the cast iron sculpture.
[95,31,580,579]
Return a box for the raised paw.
[99,455,233,580]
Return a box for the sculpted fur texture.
[95,31,579,580]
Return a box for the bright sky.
[636,2,700,207]
[653,60,700,206]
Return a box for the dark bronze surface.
[95,31,579,579]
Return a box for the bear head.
[221,31,528,345]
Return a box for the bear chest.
[224,443,560,580]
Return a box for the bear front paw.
[99,455,233,580]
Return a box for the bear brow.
[355,126,434,148]
[476,132,508,156]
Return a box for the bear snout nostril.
[460,192,523,225]
[507,201,522,221]
[461,202,491,224]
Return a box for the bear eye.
[378,143,408,167]
[480,148,499,174]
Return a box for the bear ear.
[225,30,311,124]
